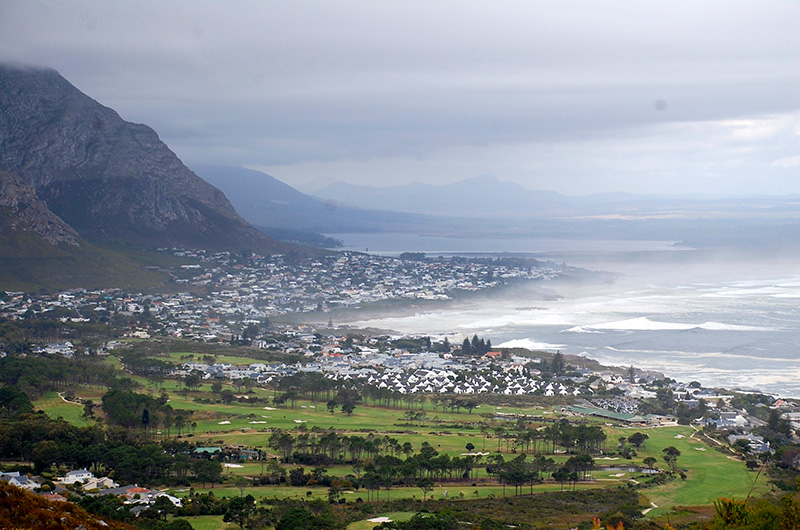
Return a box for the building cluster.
[0,468,180,511]
[0,250,563,344]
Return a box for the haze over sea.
[334,233,800,398]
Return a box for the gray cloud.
[1,0,798,194]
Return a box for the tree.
[276,506,336,530]
[193,459,223,488]
[417,476,434,500]
[0,385,34,418]
[82,399,96,419]
[643,456,657,470]
[327,478,351,503]
[550,351,565,374]
[662,446,681,472]
[289,467,307,487]
[627,432,648,450]
[341,402,356,416]
[234,477,250,497]
[184,373,202,391]
[553,467,570,491]
[223,494,256,529]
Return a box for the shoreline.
[281,268,799,400]
[280,268,612,328]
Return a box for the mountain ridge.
[0,63,295,254]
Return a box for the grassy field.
[34,391,94,427]
[180,479,605,504]
[602,425,769,517]
[175,514,229,530]
[184,419,768,512]
[37,360,770,516]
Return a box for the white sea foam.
[343,256,800,396]
[564,316,775,333]
[602,347,798,364]
[496,338,565,351]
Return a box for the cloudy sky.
[1,1,799,195]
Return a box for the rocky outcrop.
[0,170,78,246]
[0,63,291,252]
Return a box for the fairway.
[34,391,94,427]
[177,514,229,530]
[180,479,606,504]
[606,425,769,516]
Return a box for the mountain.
[311,175,572,217]
[0,166,168,291]
[198,165,466,234]
[0,170,79,246]
[0,63,294,254]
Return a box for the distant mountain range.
[2,62,798,290]
[198,165,472,234]
[311,175,574,218]
[205,167,800,250]
[310,176,800,221]
[0,63,305,290]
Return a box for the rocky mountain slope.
[0,170,78,246]
[0,63,292,253]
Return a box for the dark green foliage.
[223,495,256,529]
[0,349,117,396]
[376,512,457,530]
[0,384,34,417]
[275,506,339,530]
[102,389,159,429]
[662,446,681,472]
[193,459,223,488]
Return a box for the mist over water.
[336,233,800,397]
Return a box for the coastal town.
[2,248,800,528]
[2,248,798,438]
[0,250,565,342]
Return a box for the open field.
[34,391,94,427]
[603,424,770,517]
[179,480,605,504]
[38,363,769,516]
[175,515,229,530]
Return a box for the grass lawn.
[178,479,606,505]
[159,350,267,367]
[607,425,769,516]
[175,514,230,530]
[34,391,94,427]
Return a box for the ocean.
[331,233,800,398]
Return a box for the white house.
[0,471,38,490]
[61,469,95,484]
